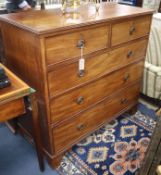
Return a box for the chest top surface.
[0,3,153,35]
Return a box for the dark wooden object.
[0,63,44,171]
[137,110,161,175]
[0,3,154,168]
[136,0,143,7]
[159,1,161,12]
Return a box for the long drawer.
[111,15,151,46]
[48,39,147,97]
[52,83,140,152]
[50,61,144,124]
[45,25,109,65]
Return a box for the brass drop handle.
[77,70,85,77]
[77,38,85,49]
[124,73,130,82]
[76,96,84,105]
[121,98,128,104]
[127,50,133,58]
[129,26,136,35]
[77,123,85,131]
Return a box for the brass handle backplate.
[124,73,130,82]
[129,26,136,35]
[121,98,128,104]
[76,96,84,105]
[78,69,85,77]
[77,123,85,131]
[127,50,133,58]
[77,39,85,49]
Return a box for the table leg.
[29,93,45,172]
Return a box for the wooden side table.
[0,63,44,171]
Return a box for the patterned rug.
[57,103,158,175]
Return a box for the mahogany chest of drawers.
[0,3,153,168]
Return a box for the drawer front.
[50,61,144,124]
[45,25,109,65]
[48,39,147,97]
[111,15,151,46]
[0,98,25,122]
[53,83,140,152]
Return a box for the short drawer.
[0,98,25,122]
[50,61,144,124]
[48,39,147,97]
[45,25,109,65]
[52,83,140,152]
[111,15,151,46]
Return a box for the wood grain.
[0,98,25,122]
[112,15,151,46]
[48,39,148,97]
[0,4,153,168]
[0,3,154,35]
[45,24,109,64]
[0,63,30,103]
[1,23,42,94]
[53,83,140,152]
[0,63,44,171]
[0,22,53,153]
[50,61,144,124]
